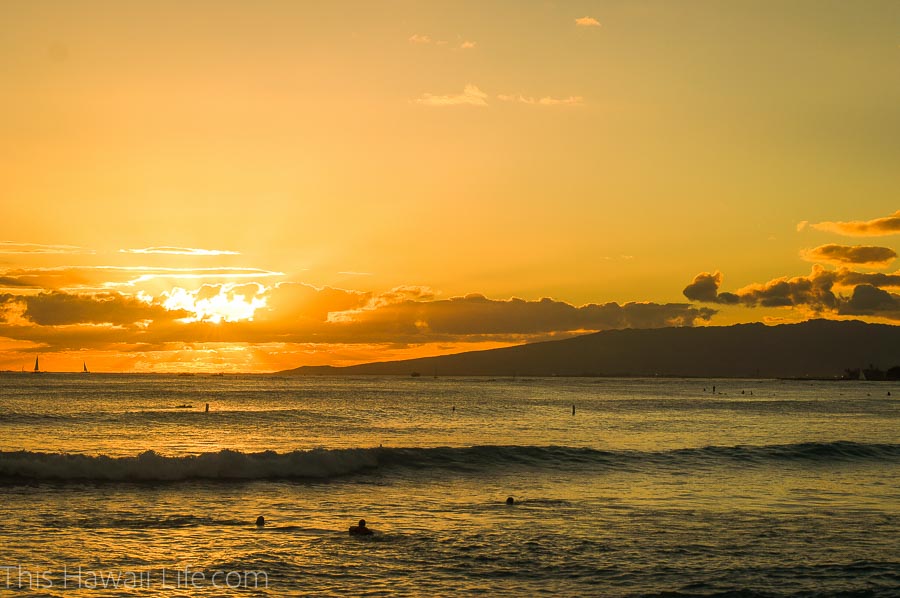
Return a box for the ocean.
[0,374,897,597]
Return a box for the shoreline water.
[2,376,898,596]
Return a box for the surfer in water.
[349,519,374,536]
[256,516,265,527]
[506,496,515,505]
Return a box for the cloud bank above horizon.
[2,2,897,371]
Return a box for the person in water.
[506,496,515,505]
[256,516,265,527]
[349,519,374,536]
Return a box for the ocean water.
[0,374,898,597]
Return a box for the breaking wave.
[0,441,897,483]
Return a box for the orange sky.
[1,1,898,372]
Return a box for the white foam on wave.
[1,442,897,482]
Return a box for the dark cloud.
[0,285,716,351]
[839,284,900,318]
[682,272,739,304]
[838,270,900,288]
[331,295,715,337]
[810,210,900,237]
[801,244,896,267]
[0,291,187,326]
[733,270,839,309]
[0,277,37,288]
[682,272,721,302]
[683,266,900,320]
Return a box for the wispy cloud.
[809,210,900,237]
[415,84,488,107]
[408,34,476,51]
[497,94,584,106]
[99,267,284,286]
[575,16,601,27]
[801,244,897,268]
[120,246,240,256]
[598,255,635,261]
[0,242,94,255]
[0,266,283,292]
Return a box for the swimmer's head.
[506,496,514,505]
[358,519,367,528]
[256,516,265,527]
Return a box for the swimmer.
[349,519,374,536]
[256,516,265,527]
[506,496,515,505]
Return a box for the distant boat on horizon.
[32,356,43,374]
[82,361,90,374]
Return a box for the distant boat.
[82,362,90,374]
[32,356,42,374]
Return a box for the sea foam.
[1,442,897,483]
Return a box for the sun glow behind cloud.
[102,267,285,288]
[159,284,268,324]
[1,3,898,372]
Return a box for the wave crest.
[0,442,896,483]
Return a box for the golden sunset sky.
[1,1,898,372]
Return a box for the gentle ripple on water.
[0,375,898,596]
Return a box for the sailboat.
[82,361,90,374]
[32,356,42,374]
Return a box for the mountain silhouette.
[281,320,900,378]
